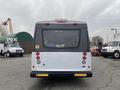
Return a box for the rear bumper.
[31,71,92,78]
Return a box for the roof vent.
[55,19,68,23]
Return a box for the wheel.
[113,51,120,59]
[3,53,7,58]
[101,53,108,58]
[103,55,108,58]
[19,54,23,57]
[5,51,11,57]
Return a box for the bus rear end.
[31,20,92,78]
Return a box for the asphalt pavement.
[0,55,120,90]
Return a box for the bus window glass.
[43,30,80,48]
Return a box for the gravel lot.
[0,55,120,90]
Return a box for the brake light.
[36,52,40,60]
[82,56,86,60]
[83,52,87,56]
[55,19,68,23]
[36,52,41,64]
[82,52,87,65]
[36,52,40,56]
[36,56,40,60]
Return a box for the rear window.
[43,29,80,48]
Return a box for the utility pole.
[106,33,108,44]
[111,28,117,41]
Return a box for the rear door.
[32,24,91,71]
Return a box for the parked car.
[91,46,101,56]
[101,41,120,59]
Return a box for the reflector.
[36,74,48,77]
[37,60,41,64]
[83,52,87,56]
[74,74,87,77]
[82,61,86,64]
[36,52,40,55]
[82,56,86,60]
[36,56,40,60]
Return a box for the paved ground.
[0,55,120,90]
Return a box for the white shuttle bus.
[31,20,92,78]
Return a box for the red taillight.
[36,52,40,55]
[36,52,40,60]
[82,52,87,60]
[82,52,87,65]
[36,56,40,60]
[83,52,87,56]
[35,52,41,64]
[82,56,86,60]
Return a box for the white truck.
[101,41,120,59]
[0,38,24,57]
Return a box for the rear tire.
[102,53,108,58]
[20,54,23,57]
[103,55,108,58]
[4,51,11,58]
[113,51,120,59]
[4,53,7,58]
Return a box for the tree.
[91,36,104,46]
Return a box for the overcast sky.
[0,0,120,41]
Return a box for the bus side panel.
[31,52,91,72]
